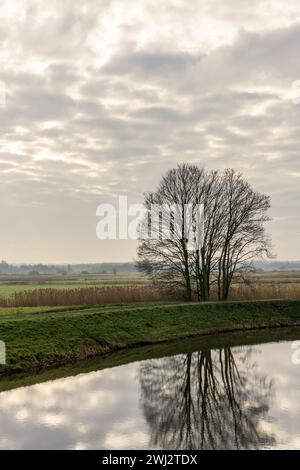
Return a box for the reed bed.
[227,283,300,301]
[0,282,299,308]
[0,286,166,308]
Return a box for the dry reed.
[0,286,166,308]
[211,283,300,301]
[0,283,299,308]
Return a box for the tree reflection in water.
[139,347,275,449]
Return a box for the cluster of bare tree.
[138,164,272,301]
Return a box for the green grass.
[251,271,300,283]
[0,284,91,295]
[0,299,300,375]
[0,274,149,297]
[2,325,300,392]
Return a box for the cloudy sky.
[1,0,300,263]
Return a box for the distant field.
[0,274,158,308]
[0,284,89,295]
[0,271,300,307]
[251,271,300,283]
[0,274,149,296]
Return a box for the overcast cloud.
[0,0,299,263]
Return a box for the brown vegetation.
[0,282,299,308]
[226,283,300,301]
[0,286,167,308]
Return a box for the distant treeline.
[254,260,300,271]
[0,260,300,276]
[0,261,139,275]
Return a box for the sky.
[0,0,300,263]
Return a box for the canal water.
[0,332,300,449]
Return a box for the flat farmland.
[251,271,300,283]
[0,271,299,308]
[0,273,149,296]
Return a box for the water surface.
[1,331,300,449]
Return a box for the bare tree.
[138,164,206,300]
[138,164,272,301]
[192,170,225,300]
[216,169,272,300]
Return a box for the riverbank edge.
[2,325,300,392]
[0,299,300,377]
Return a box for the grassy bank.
[0,299,300,375]
[2,325,300,392]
